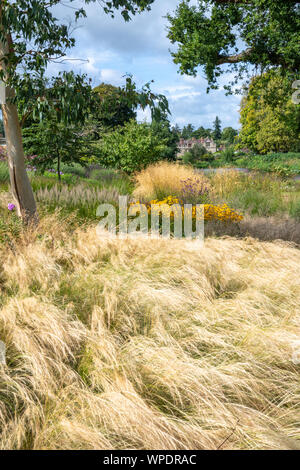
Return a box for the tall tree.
[192,126,212,139]
[181,124,195,139]
[0,0,155,222]
[239,71,300,153]
[221,126,238,144]
[213,116,222,141]
[93,83,137,130]
[151,116,179,161]
[97,119,169,174]
[92,76,169,134]
[167,0,300,91]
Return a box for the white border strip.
[0,81,6,104]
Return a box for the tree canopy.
[93,76,170,131]
[167,0,300,91]
[97,119,170,174]
[212,116,222,141]
[93,83,137,130]
[238,71,300,153]
[0,0,156,221]
[221,126,238,144]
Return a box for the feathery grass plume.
[0,215,299,449]
[133,161,210,201]
[35,184,121,208]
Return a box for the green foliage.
[0,1,155,90]
[22,120,92,181]
[289,198,300,220]
[212,116,222,142]
[18,71,95,130]
[151,118,179,161]
[92,76,170,134]
[221,127,238,144]
[219,147,236,163]
[20,72,99,180]
[182,143,208,166]
[0,162,9,184]
[35,184,122,220]
[0,118,4,136]
[97,119,169,174]
[192,126,212,139]
[233,153,300,177]
[93,83,136,130]
[239,71,300,154]
[181,124,195,139]
[172,124,182,137]
[60,163,87,178]
[211,171,299,218]
[167,0,300,91]
[87,169,133,194]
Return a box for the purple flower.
[8,203,16,211]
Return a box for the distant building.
[177,137,217,157]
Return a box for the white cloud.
[48,0,242,129]
[99,69,124,85]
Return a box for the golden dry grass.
[133,161,210,201]
[0,214,299,450]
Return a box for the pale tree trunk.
[0,30,38,223]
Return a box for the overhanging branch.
[217,48,253,65]
[215,0,299,3]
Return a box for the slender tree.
[213,116,222,142]
[0,0,155,223]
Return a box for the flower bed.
[130,196,243,222]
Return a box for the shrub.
[219,147,235,163]
[97,119,169,174]
[182,143,209,166]
[61,163,86,178]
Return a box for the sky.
[40,1,242,130]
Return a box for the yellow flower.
[129,197,243,223]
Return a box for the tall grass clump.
[88,169,133,195]
[0,161,9,184]
[35,184,121,219]
[210,170,291,217]
[0,215,299,450]
[133,162,210,201]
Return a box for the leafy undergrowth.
[0,214,299,450]
[209,152,300,177]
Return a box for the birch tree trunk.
[0,32,38,223]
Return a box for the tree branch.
[215,0,299,3]
[217,48,253,65]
